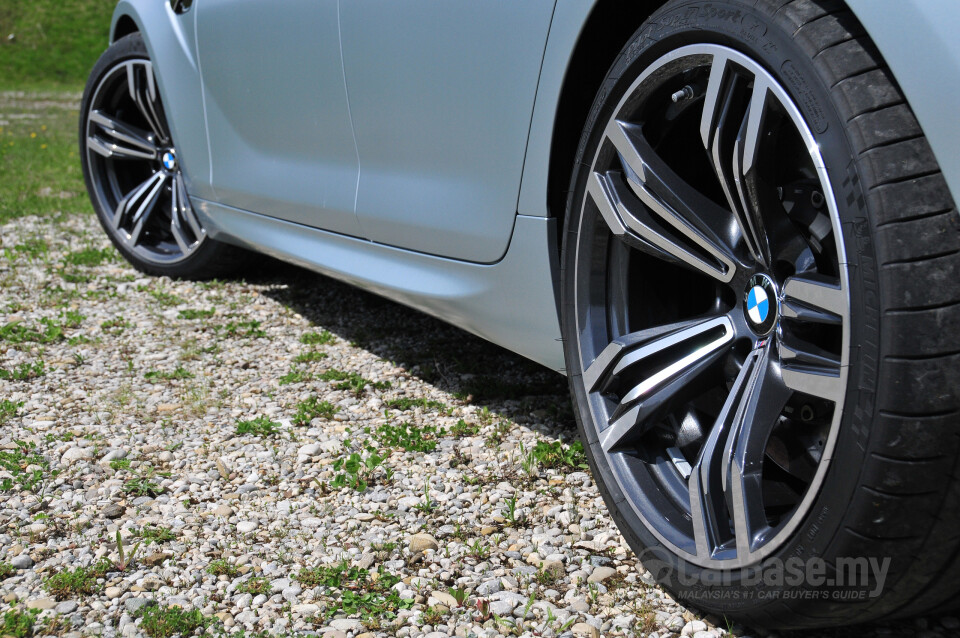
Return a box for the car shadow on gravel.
[252,261,959,638]
[251,258,579,439]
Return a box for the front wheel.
[561,0,960,628]
[79,33,245,279]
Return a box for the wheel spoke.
[127,61,169,143]
[781,273,846,321]
[700,52,770,266]
[175,175,203,238]
[587,168,734,283]
[114,172,167,241]
[604,118,740,281]
[87,110,158,161]
[689,348,760,558]
[170,174,203,253]
[690,346,788,559]
[584,315,735,452]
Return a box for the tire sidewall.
[560,0,880,620]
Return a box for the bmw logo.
[744,273,779,335]
[161,150,177,172]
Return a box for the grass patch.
[109,457,131,471]
[136,605,213,638]
[278,368,312,385]
[0,98,89,223]
[0,0,115,87]
[0,318,66,344]
[293,350,328,364]
[383,397,447,413]
[146,288,185,307]
[300,330,335,345]
[450,418,480,437]
[0,399,23,425]
[295,562,413,623]
[100,317,131,333]
[222,320,266,339]
[0,563,16,580]
[236,416,280,437]
[329,451,389,492]
[0,360,45,381]
[44,564,104,599]
[292,396,339,426]
[63,247,113,267]
[235,576,272,596]
[530,440,588,470]
[177,308,215,320]
[144,366,194,382]
[133,525,176,545]
[0,440,56,493]
[0,608,38,638]
[320,369,390,396]
[206,559,239,578]
[122,467,166,497]
[374,422,445,453]
[6,238,47,259]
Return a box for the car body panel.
[846,0,960,211]
[517,1,593,219]
[195,0,363,237]
[193,197,565,371]
[109,0,960,372]
[340,0,555,263]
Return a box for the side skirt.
[193,199,565,372]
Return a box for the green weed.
[235,576,272,596]
[236,416,281,437]
[0,399,23,425]
[136,604,213,638]
[144,366,194,381]
[383,397,447,413]
[0,608,39,638]
[292,396,339,426]
[329,452,388,492]
[300,330,335,345]
[63,247,113,267]
[177,308,215,320]
[320,369,390,396]
[206,559,239,578]
[44,565,103,599]
[374,421,445,453]
[133,525,176,545]
[0,440,56,493]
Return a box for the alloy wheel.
[84,59,205,264]
[572,44,851,568]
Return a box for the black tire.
[560,0,960,629]
[80,33,245,279]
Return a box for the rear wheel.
[80,33,244,279]
[561,0,960,627]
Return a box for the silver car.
[80,0,960,627]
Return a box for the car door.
[340,1,556,263]
[195,0,361,237]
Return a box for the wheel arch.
[538,1,666,252]
[110,13,141,43]
[101,0,215,201]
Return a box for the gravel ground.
[0,212,955,638]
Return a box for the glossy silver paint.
[340,1,555,263]
[108,0,960,374]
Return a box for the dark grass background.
[0,1,115,222]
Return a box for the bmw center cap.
[744,273,779,335]
[161,150,177,172]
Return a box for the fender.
[109,1,215,201]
